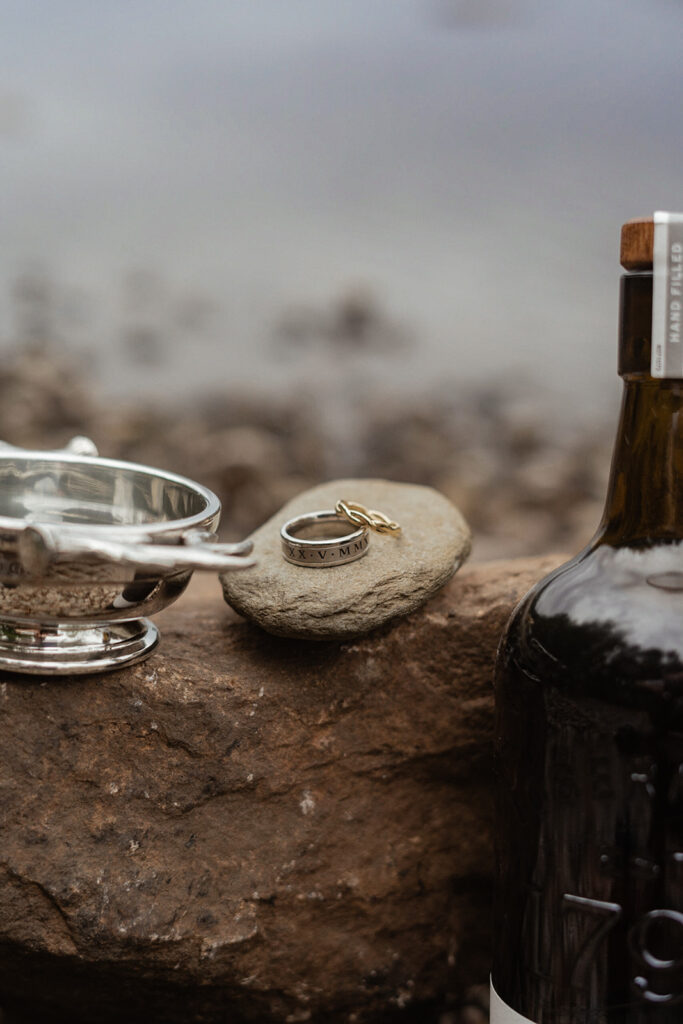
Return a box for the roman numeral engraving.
[281,527,369,566]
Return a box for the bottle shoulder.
[499,541,683,714]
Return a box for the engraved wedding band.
[281,501,401,568]
[281,511,369,567]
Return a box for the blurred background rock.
[0,289,613,559]
[4,0,677,565]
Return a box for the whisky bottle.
[491,214,683,1023]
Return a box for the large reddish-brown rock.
[0,555,562,1024]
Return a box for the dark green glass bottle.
[491,217,683,1023]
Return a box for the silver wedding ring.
[280,510,369,568]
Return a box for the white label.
[490,978,537,1023]
[652,210,683,378]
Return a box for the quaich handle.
[18,526,255,576]
[0,436,100,457]
[0,436,256,576]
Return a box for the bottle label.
[490,979,536,1023]
[652,210,683,377]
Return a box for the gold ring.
[335,500,401,536]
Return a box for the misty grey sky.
[1,0,682,408]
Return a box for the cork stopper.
[621,217,654,270]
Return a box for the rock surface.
[0,554,562,1024]
[220,479,472,639]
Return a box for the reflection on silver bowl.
[0,438,255,675]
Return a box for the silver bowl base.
[0,618,159,675]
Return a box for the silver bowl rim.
[0,450,221,537]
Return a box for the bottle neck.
[599,272,683,546]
